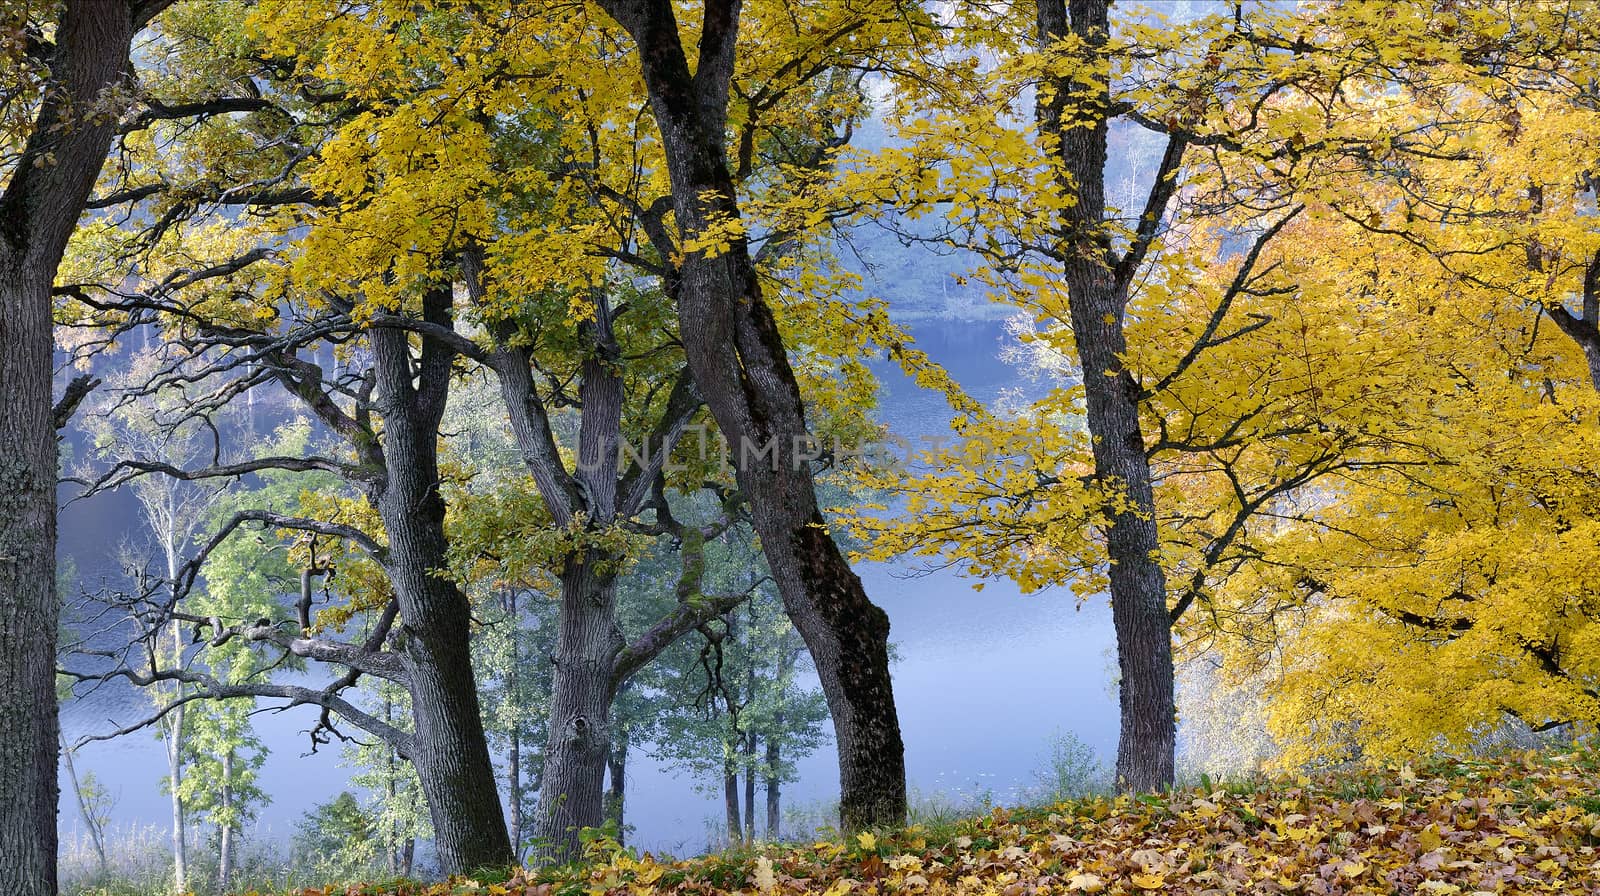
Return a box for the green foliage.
[344,681,433,873]
[293,792,383,882]
[636,531,830,806]
[175,700,270,840]
[1027,731,1108,806]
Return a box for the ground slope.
[286,752,1600,896]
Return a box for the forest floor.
[284,751,1600,896]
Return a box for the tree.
[293,792,380,883]
[144,289,516,872]
[176,490,286,891]
[238,0,916,859]
[86,372,233,895]
[593,0,918,831]
[651,600,829,846]
[1027,0,1179,790]
[846,0,1584,790]
[472,586,556,863]
[640,533,829,845]
[71,327,512,874]
[0,2,170,891]
[178,700,269,892]
[1192,33,1600,764]
[58,740,113,875]
[344,681,431,879]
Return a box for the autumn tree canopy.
[9,1,1600,892]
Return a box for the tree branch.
[122,95,274,133]
[77,454,368,499]
[67,665,415,757]
[1144,205,1302,398]
[617,368,702,516]
[1115,134,1187,289]
[53,373,100,430]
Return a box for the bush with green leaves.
[1028,731,1108,805]
[292,792,384,882]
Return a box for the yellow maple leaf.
[1129,872,1167,890]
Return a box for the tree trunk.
[218,749,234,893]
[1036,0,1175,792]
[595,0,908,831]
[0,4,137,892]
[400,838,415,878]
[723,754,742,846]
[59,739,106,872]
[166,714,186,894]
[743,732,756,840]
[163,567,188,895]
[0,273,63,896]
[509,728,522,861]
[369,302,512,872]
[528,302,631,864]
[381,518,510,871]
[604,727,628,846]
[531,557,622,863]
[765,728,781,839]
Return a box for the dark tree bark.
[204,288,517,872]
[534,555,624,859]
[595,0,908,831]
[765,721,782,838]
[364,289,513,871]
[1035,0,1176,792]
[521,298,628,861]
[474,269,745,862]
[0,3,154,893]
[1546,251,1600,392]
[722,756,743,845]
[743,731,756,839]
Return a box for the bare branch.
[67,665,415,757]
[76,455,369,499]
[53,374,100,430]
[196,614,408,683]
